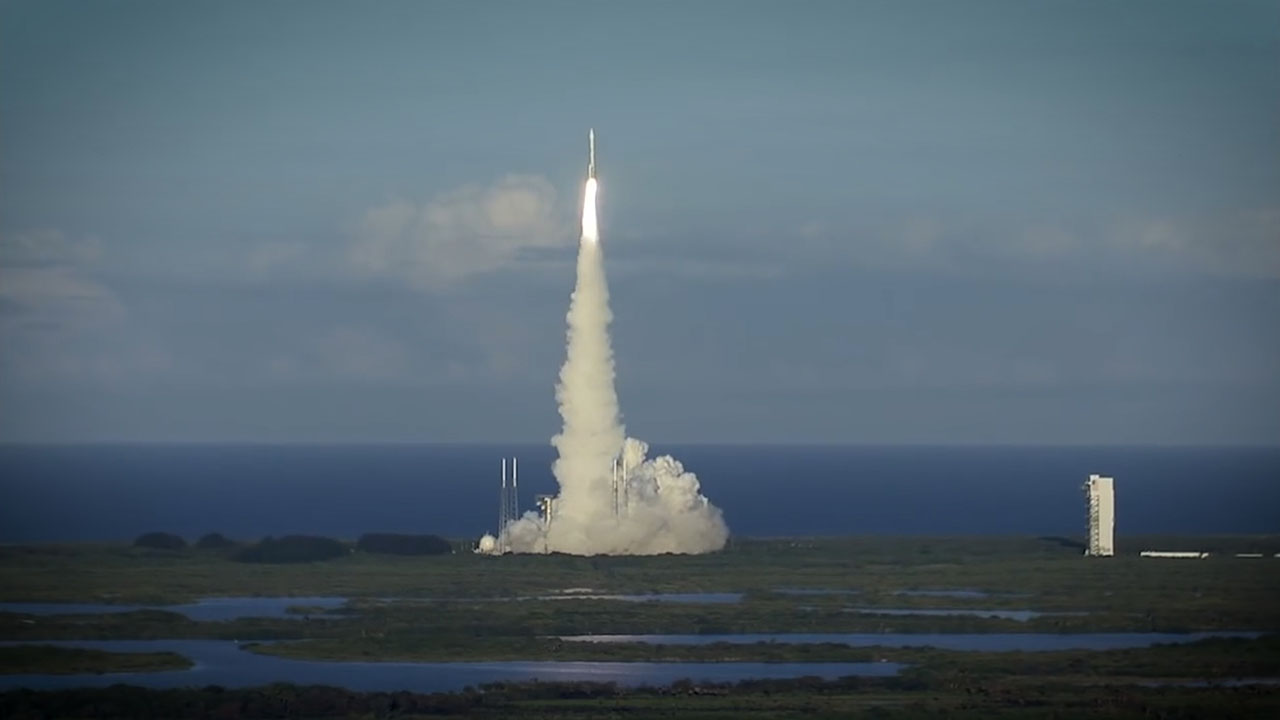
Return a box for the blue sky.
[1,0,1277,444]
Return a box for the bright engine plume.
[500,130,728,555]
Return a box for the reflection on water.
[0,640,902,692]
[774,589,860,596]
[535,593,743,604]
[370,593,745,605]
[560,632,1261,652]
[894,589,991,599]
[845,608,1087,622]
[0,597,347,621]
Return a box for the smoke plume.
[501,176,728,555]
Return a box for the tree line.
[132,532,455,563]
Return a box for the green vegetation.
[356,533,452,556]
[4,535,1278,616]
[0,608,325,643]
[1,536,1277,642]
[0,599,1261,646]
[194,532,237,550]
[233,535,348,564]
[131,532,186,551]
[2,676,1277,719]
[2,535,1276,663]
[0,645,191,675]
[1,535,1278,717]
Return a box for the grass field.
[2,535,1277,717]
[2,674,1278,719]
[0,645,191,675]
[3,534,1278,600]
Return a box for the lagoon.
[559,632,1261,651]
[845,608,1087,622]
[0,597,347,621]
[0,640,903,692]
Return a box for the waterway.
[0,597,347,621]
[0,640,903,692]
[844,608,1088,622]
[559,632,1261,651]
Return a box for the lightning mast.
[497,457,520,553]
[499,459,507,553]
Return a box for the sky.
[1,0,1277,444]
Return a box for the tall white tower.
[496,457,519,554]
[1083,474,1115,557]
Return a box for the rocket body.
[581,129,599,242]
[588,128,596,179]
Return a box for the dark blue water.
[841,608,1086,621]
[0,597,346,621]
[560,632,1262,652]
[0,641,902,691]
[0,445,1275,542]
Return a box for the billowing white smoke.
[503,177,728,555]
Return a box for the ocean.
[0,444,1276,543]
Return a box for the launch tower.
[1083,474,1115,557]
[497,457,519,553]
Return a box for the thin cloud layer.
[348,175,569,290]
[2,1,1276,443]
[778,207,1280,279]
[1114,209,1280,278]
[0,230,102,267]
[0,230,122,331]
[0,230,155,386]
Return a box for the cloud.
[0,265,125,331]
[263,326,410,383]
[348,174,570,289]
[246,240,309,278]
[0,230,123,332]
[0,230,168,388]
[312,326,408,381]
[0,229,102,267]
[1113,208,1280,278]
[782,206,1280,279]
[612,256,782,280]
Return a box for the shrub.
[355,533,452,556]
[233,535,346,564]
[194,533,237,550]
[133,532,186,550]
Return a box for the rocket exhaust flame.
[496,131,729,556]
[582,178,598,243]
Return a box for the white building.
[1083,474,1115,557]
[1140,550,1207,559]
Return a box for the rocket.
[588,128,596,179]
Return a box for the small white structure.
[1083,474,1115,557]
[476,534,498,554]
[1140,550,1208,559]
[534,494,556,555]
[535,494,556,526]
